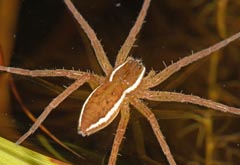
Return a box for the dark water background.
[1,0,240,164]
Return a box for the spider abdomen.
[78,58,145,136]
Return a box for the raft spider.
[1,0,240,164]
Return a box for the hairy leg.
[142,91,240,115]
[16,74,90,144]
[144,32,240,89]
[0,66,85,79]
[64,0,112,75]
[108,102,130,165]
[115,0,151,66]
[130,98,176,165]
[0,65,104,85]
[10,76,84,158]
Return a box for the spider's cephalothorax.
[79,58,145,136]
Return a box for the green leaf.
[0,137,70,165]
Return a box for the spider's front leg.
[16,74,91,144]
[130,98,176,165]
[64,0,113,75]
[144,32,240,89]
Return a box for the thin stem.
[64,0,112,75]
[145,32,240,88]
[130,98,176,165]
[143,91,240,115]
[115,0,151,66]
[16,74,90,144]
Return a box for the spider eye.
[138,65,142,69]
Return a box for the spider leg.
[108,102,130,165]
[142,91,240,115]
[0,66,88,79]
[145,32,240,89]
[10,77,84,159]
[0,65,104,89]
[130,98,176,165]
[115,0,151,66]
[64,0,112,75]
[16,74,90,144]
[142,70,156,88]
[131,115,164,164]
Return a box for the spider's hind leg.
[130,98,176,165]
[16,74,90,144]
[108,102,130,165]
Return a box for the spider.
[0,0,240,164]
